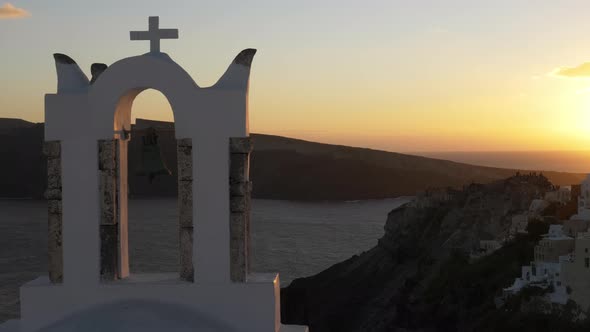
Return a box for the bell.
[136,127,171,183]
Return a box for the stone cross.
[130,16,178,53]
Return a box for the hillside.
[281,174,590,331]
[250,134,585,200]
[0,118,586,200]
[0,120,46,198]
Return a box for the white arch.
[89,54,197,137]
[46,50,255,141]
[43,50,257,287]
[19,38,306,331]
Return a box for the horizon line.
[5,117,590,155]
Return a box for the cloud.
[552,62,590,78]
[0,3,30,19]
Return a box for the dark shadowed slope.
[0,118,586,200]
[281,175,590,331]
[250,134,587,200]
[0,120,46,198]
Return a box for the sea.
[415,150,590,173]
[0,197,410,322]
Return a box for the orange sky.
[4,1,590,152]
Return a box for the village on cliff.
[414,172,590,312]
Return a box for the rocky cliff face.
[281,174,589,331]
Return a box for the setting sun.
[4,2,590,154]
[8,2,590,331]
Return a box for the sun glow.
[571,95,590,137]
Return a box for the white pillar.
[61,138,100,286]
[193,136,230,283]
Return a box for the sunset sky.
[3,1,590,152]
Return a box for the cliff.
[0,118,586,201]
[281,174,590,331]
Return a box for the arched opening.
[91,51,253,284]
[126,89,179,277]
[100,88,193,283]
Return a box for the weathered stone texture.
[47,158,62,189]
[229,153,249,183]
[90,63,108,84]
[180,226,194,282]
[53,53,77,65]
[43,141,61,158]
[48,212,63,283]
[229,137,253,154]
[179,180,193,228]
[44,188,62,200]
[46,141,62,190]
[230,213,247,282]
[230,194,251,213]
[177,139,194,281]
[98,140,117,170]
[100,224,118,281]
[99,170,117,225]
[229,137,253,282]
[44,141,63,284]
[233,49,257,67]
[177,144,193,181]
[245,213,251,271]
[48,200,62,215]
[98,139,119,280]
[230,181,252,197]
[177,138,192,147]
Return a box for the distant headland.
[0,118,586,201]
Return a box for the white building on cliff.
[504,177,590,308]
[572,175,590,220]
